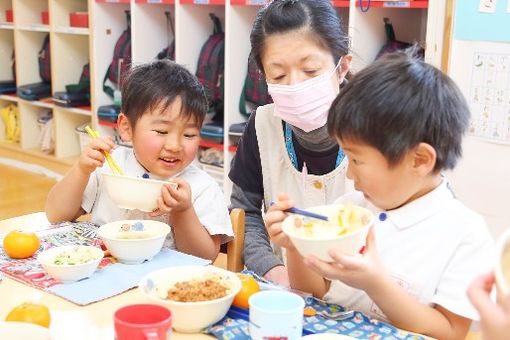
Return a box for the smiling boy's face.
[339,138,432,211]
[118,97,201,178]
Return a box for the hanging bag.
[38,34,51,83]
[239,59,272,117]
[375,18,423,60]
[156,11,175,61]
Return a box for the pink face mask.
[267,58,342,132]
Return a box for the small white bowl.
[139,265,242,333]
[495,228,510,301]
[282,204,374,262]
[0,321,51,340]
[102,172,177,212]
[37,245,103,283]
[97,220,170,265]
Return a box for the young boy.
[265,49,495,339]
[46,60,233,261]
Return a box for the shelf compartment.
[16,24,49,32]
[53,26,89,35]
[51,0,88,29]
[17,100,52,152]
[132,2,174,64]
[53,107,90,158]
[0,28,14,81]
[14,0,48,26]
[356,1,428,9]
[14,30,51,86]
[51,32,89,94]
[0,23,14,29]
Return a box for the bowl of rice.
[282,204,374,261]
[37,245,104,283]
[138,265,242,333]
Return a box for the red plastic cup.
[114,304,172,340]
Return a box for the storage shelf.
[18,98,54,109]
[199,140,223,151]
[53,26,90,35]
[16,24,50,32]
[356,1,428,9]
[0,94,18,102]
[0,23,14,29]
[57,106,92,116]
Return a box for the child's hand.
[150,178,191,216]
[467,272,510,340]
[78,136,116,174]
[264,193,296,250]
[304,228,385,293]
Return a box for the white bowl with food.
[282,204,374,262]
[0,321,52,340]
[97,220,170,265]
[138,265,242,333]
[495,228,510,302]
[102,172,177,212]
[37,245,103,283]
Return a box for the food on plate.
[2,230,40,259]
[52,246,101,265]
[163,274,232,302]
[5,302,51,328]
[232,273,260,309]
[290,204,370,239]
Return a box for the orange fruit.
[5,302,51,328]
[2,230,40,259]
[232,273,260,309]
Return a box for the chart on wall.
[467,52,510,143]
[451,0,510,144]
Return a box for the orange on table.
[5,302,51,328]
[2,230,40,259]
[232,273,260,309]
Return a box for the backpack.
[103,10,131,99]
[239,59,272,117]
[0,103,20,143]
[66,63,90,94]
[196,13,224,120]
[156,11,175,61]
[375,18,424,60]
[38,34,51,83]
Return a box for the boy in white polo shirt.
[265,49,494,339]
[46,60,233,261]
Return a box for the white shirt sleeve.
[431,217,495,320]
[81,170,100,214]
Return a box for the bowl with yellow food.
[282,204,374,262]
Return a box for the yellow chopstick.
[84,126,124,176]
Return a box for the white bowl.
[37,245,103,283]
[102,172,178,212]
[97,220,170,264]
[495,228,510,300]
[138,265,242,333]
[0,321,51,340]
[282,204,374,262]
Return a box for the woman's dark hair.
[250,0,349,73]
[121,59,208,127]
[327,47,470,172]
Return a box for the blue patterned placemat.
[205,271,425,340]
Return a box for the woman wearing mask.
[229,0,351,286]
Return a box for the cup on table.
[114,304,172,340]
[248,290,305,340]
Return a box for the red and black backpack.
[239,58,272,117]
[38,34,51,83]
[103,10,131,99]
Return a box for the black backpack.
[38,34,51,83]
[196,13,224,121]
[156,11,175,61]
[103,10,131,99]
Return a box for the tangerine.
[232,273,260,309]
[2,230,40,259]
[5,302,51,328]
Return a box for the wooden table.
[0,275,212,339]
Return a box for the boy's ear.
[411,143,436,176]
[116,113,133,142]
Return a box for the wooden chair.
[226,208,245,272]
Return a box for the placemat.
[0,221,210,305]
[205,271,426,340]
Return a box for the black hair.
[250,0,349,73]
[327,47,470,172]
[121,59,208,127]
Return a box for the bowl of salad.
[37,245,104,283]
[282,204,374,262]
